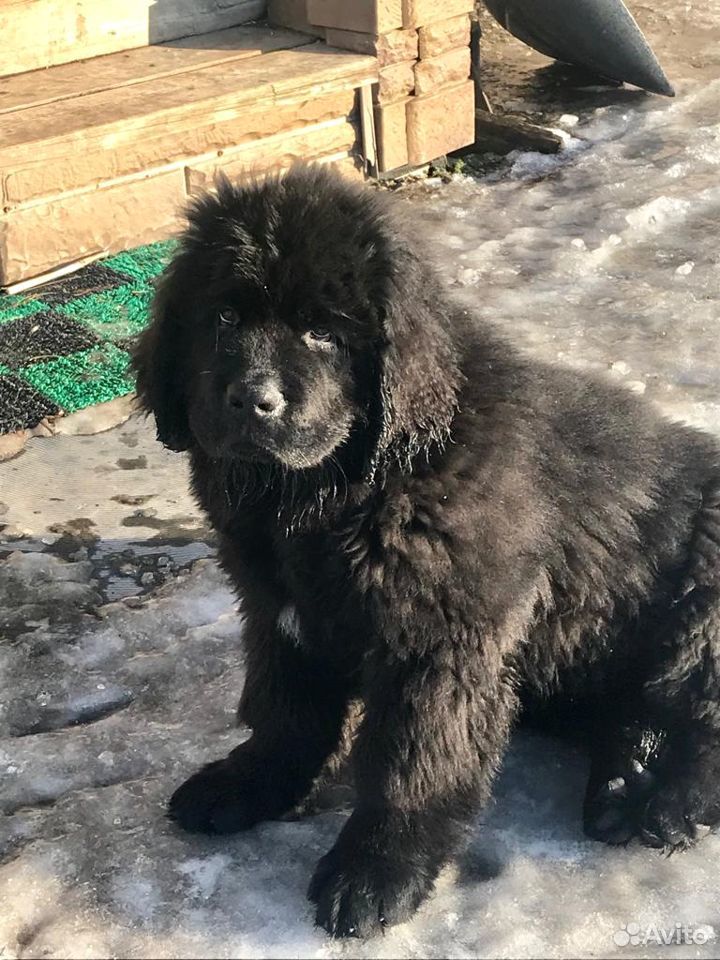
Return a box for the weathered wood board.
[0,24,313,115]
[0,27,376,286]
[0,0,268,77]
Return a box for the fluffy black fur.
[132,164,720,938]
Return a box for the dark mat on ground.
[0,242,175,435]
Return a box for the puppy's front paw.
[308,810,438,938]
[168,756,265,834]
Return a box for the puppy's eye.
[218,306,239,326]
[307,329,333,343]
[301,328,338,352]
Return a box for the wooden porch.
[0,0,476,288]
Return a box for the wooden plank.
[184,116,359,190]
[0,169,186,286]
[0,120,365,286]
[4,88,358,203]
[0,45,376,160]
[473,112,563,155]
[330,153,366,181]
[0,25,314,116]
[148,0,267,44]
[0,0,267,78]
[359,84,378,177]
[4,252,108,296]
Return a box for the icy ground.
[2,4,720,957]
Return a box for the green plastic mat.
[0,241,175,435]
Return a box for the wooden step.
[0,0,267,77]
[0,26,377,287]
[1,40,374,201]
[0,24,314,115]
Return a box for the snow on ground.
[1,486,719,959]
[2,4,720,957]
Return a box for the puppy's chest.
[273,527,372,660]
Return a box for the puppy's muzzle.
[226,380,286,421]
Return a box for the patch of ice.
[177,854,234,900]
[456,266,483,286]
[624,195,693,234]
[627,381,647,395]
[507,137,586,180]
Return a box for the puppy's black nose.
[226,382,286,419]
[252,383,285,418]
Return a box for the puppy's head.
[132,164,460,478]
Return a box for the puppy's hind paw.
[584,760,656,846]
[639,783,717,853]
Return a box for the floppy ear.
[130,259,192,452]
[369,253,463,478]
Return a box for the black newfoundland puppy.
[133,164,720,938]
